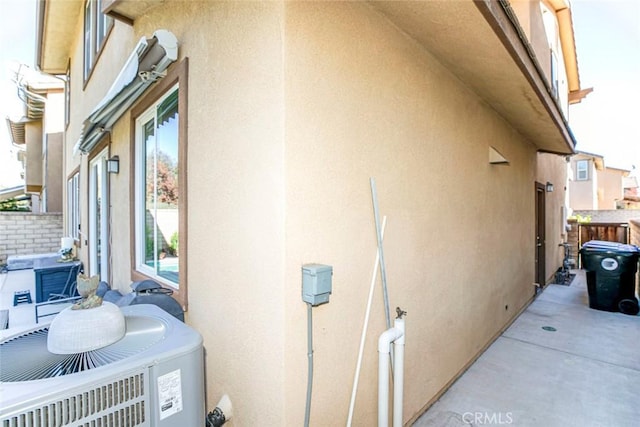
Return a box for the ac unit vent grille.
[0,316,165,382]
[2,372,149,427]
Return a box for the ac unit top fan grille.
[0,315,166,382]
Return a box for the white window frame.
[67,172,80,240]
[83,0,113,81]
[576,160,589,181]
[83,0,94,80]
[89,149,109,280]
[550,50,559,101]
[134,84,180,288]
[96,0,110,50]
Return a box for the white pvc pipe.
[378,344,392,427]
[392,318,405,427]
[378,318,405,427]
[346,217,387,427]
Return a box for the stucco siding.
[537,153,570,283]
[139,2,286,426]
[55,1,566,425]
[44,132,63,212]
[65,1,287,425]
[284,3,537,424]
[598,168,625,209]
[25,121,43,192]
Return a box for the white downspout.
[378,314,406,427]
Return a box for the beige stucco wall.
[536,152,569,282]
[598,168,626,209]
[94,2,287,425]
[25,121,43,193]
[568,155,626,211]
[569,156,598,210]
[44,132,63,212]
[511,0,570,118]
[61,1,551,425]
[512,0,550,79]
[284,2,536,424]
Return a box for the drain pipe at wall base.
[206,394,233,427]
[378,310,406,427]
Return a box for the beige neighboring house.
[569,151,630,210]
[35,0,586,424]
[620,175,640,209]
[5,66,65,213]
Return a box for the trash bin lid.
[580,240,640,254]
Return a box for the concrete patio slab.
[0,269,72,339]
[413,270,640,427]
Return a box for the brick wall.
[0,212,63,265]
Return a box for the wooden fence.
[578,222,630,245]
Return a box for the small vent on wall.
[489,147,509,165]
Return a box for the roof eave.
[36,0,82,74]
[371,0,576,155]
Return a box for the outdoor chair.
[47,263,83,301]
[35,263,84,323]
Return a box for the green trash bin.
[579,240,640,313]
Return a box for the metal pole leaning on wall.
[347,216,387,426]
[370,178,391,330]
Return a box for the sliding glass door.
[89,148,109,281]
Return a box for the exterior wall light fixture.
[546,181,554,192]
[107,156,120,174]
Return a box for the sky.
[0,0,638,188]
[0,0,36,188]
[569,0,640,171]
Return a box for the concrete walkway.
[414,270,640,427]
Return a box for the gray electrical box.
[302,264,333,306]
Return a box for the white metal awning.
[74,29,178,155]
[0,185,25,202]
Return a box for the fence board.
[578,222,629,245]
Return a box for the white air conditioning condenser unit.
[0,304,205,426]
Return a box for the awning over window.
[74,29,178,155]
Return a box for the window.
[83,0,113,81]
[576,160,589,181]
[135,86,181,287]
[67,172,80,240]
[550,50,559,101]
[96,0,111,49]
[64,62,70,128]
[132,59,187,308]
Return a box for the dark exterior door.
[535,182,546,288]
